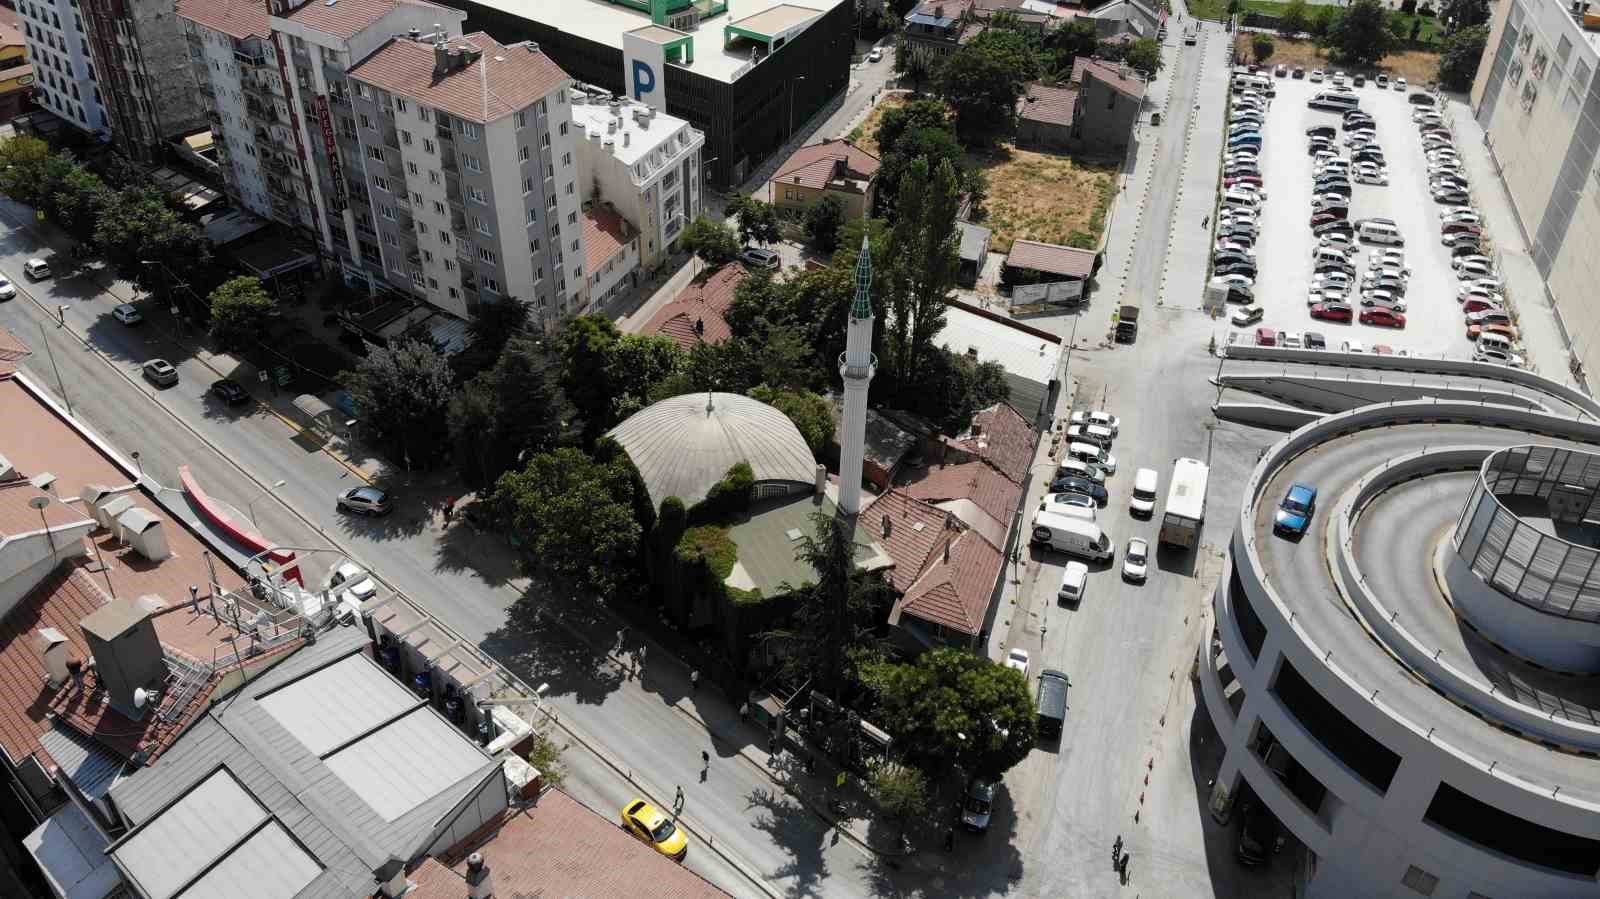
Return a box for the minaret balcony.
[839,352,877,381]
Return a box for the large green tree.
[557,314,683,440]
[343,338,456,467]
[1441,0,1489,28]
[51,166,108,241]
[94,184,212,297]
[207,276,276,351]
[679,215,741,266]
[1278,0,1310,37]
[728,194,781,247]
[1252,34,1276,65]
[1043,19,1101,77]
[873,122,968,221]
[938,36,1029,145]
[863,647,1038,778]
[449,334,569,489]
[1327,0,1392,64]
[450,299,533,381]
[493,441,646,596]
[749,385,834,455]
[1124,38,1164,77]
[770,511,894,697]
[804,194,846,253]
[874,99,952,156]
[884,156,961,393]
[1437,24,1489,91]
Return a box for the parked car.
[23,258,51,280]
[1232,304,1265,326]
[1310,69,1324,82]
[1214,262,1257,279]
[1304,332,1328,350]
[1461,297,1503,315]
[621,799,688,860]
[740,247,780,269]
[337,485,394,516]
[1293,66,1306,79]
[1280,330,1304,349]
[1468,322,1519,342]
[1254,326,1277,346]
[1467,309,1512,327]
[1306,125,1337,139]
[112,303,143,325]
[1359,291,1406,312]
[1049,475,1108,504]
[0,277,14,301]
[209,378,250,405]
[1069,410,1121,435]
[1122,538,1150,583]
[1452,254,1494,272]
[1360,308,1407,328]
[1353,169,1389,186]
[868,47,883,63]
[1310,302,1353,323]
[142,358,178,387]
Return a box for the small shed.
[956,221,992,287]
[292,394,338,436]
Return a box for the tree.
[894,37,935,94]
[804,195,847,252]
[450,299,532,381]
[94,184,211,297]
[603,332,684,423]
[1441,0,1488,28]
[449,334,568,489]
[749,385,834,455]
[1278,0,1310,37]
[914,349,1010,434]
[0,135,59,208]
[1124,38,1164,77]
[557,315,683,440]
[525,726,568,790]
[884,156,960,393]
[1437,24,1488,91]
[1399,0,1417,13]
[1327,0,1391,65]
[862,647,1038,778]
[874,98,952,155]
[343,338,455,467]
[493,442,645,596]
[1251,34,1276,65]
[874,122,968,221]
[207,276,276,351]
[1410,18,1422,41]
[679,215,742,266]
[938,39,1028,145]
[1043,19,1101,77]
[51,166,108,241]
[1311,5,1341,41]
[731,196,780,247]
[770,511,894,696]
[868,761,929,838]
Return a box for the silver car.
[337,486,393,516]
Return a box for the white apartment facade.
[177,0,275,218]
[345,30,585,323]
[570,87,703,272]
[16,0,107,134]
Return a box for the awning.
[292,394,335,424]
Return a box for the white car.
[1318,233,1355,250]
[1460,276,1504,293]
[112,303,142,325]
[0,276,14,301]
[1310,69,1325,82]
[1341,340,1366,353]
[1005,647,1030,678]
[1457,259,1498,279]
[1453,254,1494,271]
[1354,169,1388,185]
[1442,210,1482,226]
[330,562,378,606]
[1070,410,1120,435]
[1123,538,1150,583]
[1212,273,1255,290]
[1438,205,1477,219]
[868,48,883,63]
[1311,272,1352,293]
[1395,77,1408,91]
[1307,288,1346,307]
[1281,330,1304,349]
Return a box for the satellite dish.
[28,496,50,511]
[133,687,151,709]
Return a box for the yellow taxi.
[620,798,688,861]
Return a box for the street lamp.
[246,479,287,525]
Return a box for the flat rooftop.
[475,0,847,82]
[934,303,1061,416]
[724,492,890,596]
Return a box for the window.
[519,145,530,161]
[483,277,500,293]
[423,250,433,262]
[372,175,390,192]
[445,259,455,271]
[478,247,497,263]
[395,98,408,113]
[468,187,486,204]
[418,107,430,123]
[547,195,556,209]
[1400,866,1438,896]
[538,98,548,114]
[428,170,441,185]
[411,192,423,206]
[353,82,367,98]
[384,232,398,247]
[559,122,567,136]
[359,113,372,129]
[530,238,541,251]
[474,216,492,236]
[526,209,538,224]
[463,154,481,172]
[565,182,574,195]
[400,129,412,145]
[562,152,571,166]
[423,138,435,154]
[380,205,395,220]
[433,200,446,214]
[407,161,419,175]
[417,222,428,234]
[571,239,580,253]
[440,231,451,244]
[367,146,384,161]
[535,265,544,280]
[540,132,550,147]
[449,287,459,299]
[567,211,577,225]
[460,122,480,140]
[515,110,527,128]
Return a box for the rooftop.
[274,0,451,41]
[0,378,128,499]
[860,489,958,594]
[729,3,821,36]
[1072,55,1147,99]
[571,89,700,167]
[957,220,992,262]
[406,791,732,898]
[348,32,570,125]
[0,327,28,377]
[643,263,748,350]
[1005,238,1099,278]
[1017,81,1078,127]
[723,492,891,596]
[607,391,818,509]
[950,402,1035,483]
[896,459,1022,547]
[583,204,635,273]
[933,303,1062,416]
[175,0,269,40]
[471,0,850,83]
[770,138,880,192]
[891,527,1004,635]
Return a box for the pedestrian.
[1201,213,1210,229]
[689,669,700,691]
[443,496,455,523]
[701,749,710,767]
[738,702,750,722]
[944,827,955,852]
[674,785,684,809]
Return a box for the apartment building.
[177,0,277,218]
[570,86,703,272]
[345,31,586,321]
[79,0,206,161]
[16,0,107,134]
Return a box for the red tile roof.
[1017,81,1078,127]
[0,328,30,379]
[1072,56,1148,100]
[892,529,1004,635]
[1006,238,1098,279]
[277,0,446,40]
[952,402,1035,483]
[176,0,268,40]
[897,460,1022,537]
[0,483,94,539]
[862,490,959,593]
[408,791,732,899]
[0,379,129,499]
[643,263,748,350]
[583,205,634,273]
[771,138,880,192]
[348,32,569,125]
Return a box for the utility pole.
[37,320,72,414]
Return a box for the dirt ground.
[850,94,907,156]
[1237,36,1442,86]
[971,147,1119,252]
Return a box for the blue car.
[1274,484,1318,536]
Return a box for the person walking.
[689,669,701,691]
[1201,213,1210,229]
[674,785,684,811]
[944,826,955,852]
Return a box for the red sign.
[316,94,346,210]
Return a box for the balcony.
[263,155,288,175]
[233,48,266,68]
[435,125,454,144]
[440,150,458,174]
[291,44,310,65]
[380,126,399,150]
[406,249,422,266]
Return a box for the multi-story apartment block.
[79,0,206,161]
[16,0,108,135]
[570,87,703,273]
[345,30,586,321]
[177,0,277,218]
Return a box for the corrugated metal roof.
[257,651,415,757]
[322,706,491,822]
[180,820,321,899]
[113,768,267,899]
[39,723,124,802]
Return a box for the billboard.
[623,30,667,112]
[315,95,345,211]
[1013,280,1085,306]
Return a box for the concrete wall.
[1219,373,1548,413]
[0,530,93,622]
[1075,74,1138,154]
[1210,401,1322,430]
[1016,118,1073,152]
[19,0,106,133]
[184,25,272,218]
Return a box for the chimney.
[814,463,827,496]
[943,540,951,564]
[881,514,891,538]
[623,131,630,147]
[408,27,420,39]
[434,42,451,75]
[466,853,494,899]
[116,507,171,561]
[374,858,408,898]
[79,598,165,719]
[35,628,70,688]
[607,117,618,134]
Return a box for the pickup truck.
[1116,303,1140,342]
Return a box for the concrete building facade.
[80,0,207,161]
[1471,0,1600,387]
[177,0,276,219]
[767,137,878,220]
[570,86,703,273]
[16,0,108,135]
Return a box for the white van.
[1058,562,1089,604]
[1308,91,1359,112]
[1067,441,1117,475]
[1040,493,1096,522]
[1031,511,1115,562]
[1130,468,1159,517]
[1358,221,1404,245]
[23,258,50,280]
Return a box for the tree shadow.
[743,784,832,899]
[856,779,1026,898]
[477,591,626,706]
[430,522,521,588]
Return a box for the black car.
[1312,221,1354,237]
[1050,476,1109,504]
[209,378,250,406]
[1214,253,1255,269]
[1214,262,1257,278]
[1305,125,1337,139]
[1304,332,1328,350]
[1314,184,1353,198]
[1342,110,1374,123]
[1292,67,1305,79]
[1315,263,1356,278]
[1307,139,1335,154]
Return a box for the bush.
[1399,0,1417,12]
[691,462,755,523]
[1251,34,1275,64]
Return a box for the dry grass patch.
[1236,36,1441,86]
[972,146,1119,253]
[849,94,909,157]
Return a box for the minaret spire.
[837,236,877,518]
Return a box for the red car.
[1372,344,1395,355]
[1310,302,1353,322]
[1226,175,1264,188]
[1309,209,1347,226]
[1442,221,1481,236]
[1360,308,1406,328]
[1461,298,1502,315]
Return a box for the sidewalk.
[1159,22,1232,309]
[1097,40,1179,314]
[1447,97,1586,392]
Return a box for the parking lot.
[1224,74,1486,358]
